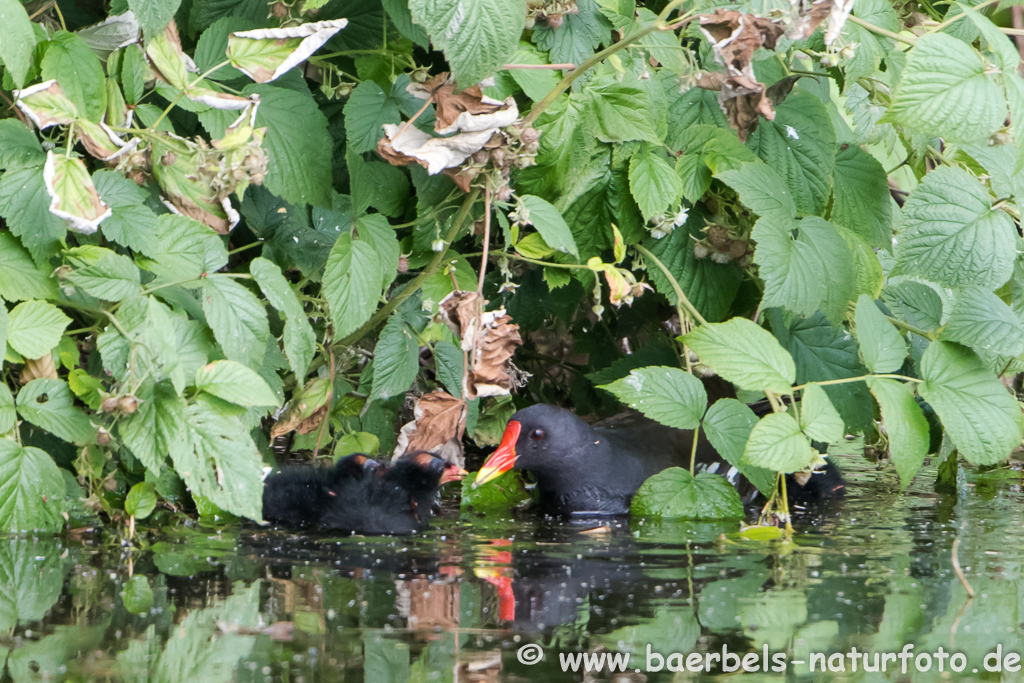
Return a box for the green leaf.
[6,301,70,359]
[92,170,161,258]
[125,482,157,519]
[370,313,419,401]
[919,341,1024,465]
[628,146,683,222]
[741,412,819,473]
[895,166,1015,289]
[519,195,579,257]
[0,384,14,434]
[684,318,795,394]
[410,0,526,88]
[323,232,383,340]
[866,377,929,488]
[200,275,270,367]
[240,82,333,207]
[799,384,845,443]
[0,120,44,172]
[0,441,66,533]
[344,80,401,154]
[0,233,56,302]
[747,90,835,216]
[250,257,315,377]
[357,214,401,291]
[196,360,281,408]
[174,401,265,520]
[854,294,907,373]
[599,366,707,430]
[534,0,611,66]
[121,575,154,614]
[583,81,661,145]
[0,165,68,263]
[120,380,185,473]
[701,398,775,495]
[507,42,561,101]
[434,340,465,398]
[129,0,183,42]
[881,277,947,333]
[886,33,1006,142]
[138,214,228,283]
[0,0,35,87]
[334,431,380,458]
[382,0,429,48]
[752,215,855,324]
[16,379,95,445]
[940,285,1024,357]
[461,471,531,512]
[120,44,148,102]
[630,468,743,519]
[958,2,1019,72]
[714,160,796,223]
[66,251,141,301]
[643,212,741,323]
[40,32,107,122]
[831,144,892,249]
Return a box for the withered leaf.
[439,291,524,400]
[270,377,333,440]
[395,390,467,467]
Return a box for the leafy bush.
[0,0,1022,531]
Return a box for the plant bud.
[117,396,139,414]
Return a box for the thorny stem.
[846,15,916,45]
[885,315,934,339]
[477,186,492,295]
[634,244,707,326]
[689,424,700,476]
[930,0,1000,32]
[792,374,921,391]
[337,188,481,347]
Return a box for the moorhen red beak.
[474,420,521,487]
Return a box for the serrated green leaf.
[0,165,68,263]
[895,166,1015,289]
[0,120,43,172]
[747,90,835,216]
[434,340,465,398]
[887,33,1006,141]
[520,194,579,257]
[370,313,419,401]
[461,470,531,512]
[40,31,107,122]
[196,360,281,408]
[0,441,66,533]
[854,294,907,373]
[701,398,775,495]
[200,275,270,367]
[129,0,183,43]
[684,318,795,394]
[741,412,818,473]
[120,380,185,472]
[959,2,1019,71]
[120,44,148,102]
[832,144,892,249]
[323,232,383,340]
[65,252,141,301]
[714,160,796,223]
[138,214,228,282]
[940,285,1024,357]
[344,80,401,154]
[382,0,429,47]
[250,257,304,319]
[881,277,947,333]
[799,384,845,443]
[0,0,36,88]
[866,377,929,488]
[583,80,661,145]
[0,234,56,302]
[16,379,94,445]
[630,468,743,519]
[125,482,157,519]
[6,301,70,359]
[599,366,707,430]
[628,146,683,222]
[92,170,160,258]
[507,42,561,101]
[919,341,1024,465]
[0,384,14,434]
[410,0,525,88]
[534,0,611,66]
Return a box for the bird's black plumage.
[262,451,466,535]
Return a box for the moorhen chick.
[263,451,467,534]
[474,404,843,516]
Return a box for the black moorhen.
[263,451,467,534]
[474,404,843,516]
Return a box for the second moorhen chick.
[474,404,843,516]
[263,451,467,534]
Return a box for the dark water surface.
[7,450,1024,682]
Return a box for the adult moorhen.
[263,451,467,534]
[473,404,844,516]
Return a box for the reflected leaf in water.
[739,589,808,651]
[117,582,261,683]
[600,607,701,656]
[122,576,154,615]
[790,620,839,675]
[364,632,410,683]
[8,624,106,682]
[0,539,67,632]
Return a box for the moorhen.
[262,451,467,534]
[474,404,844,516]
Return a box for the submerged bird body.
[475,404,843,516]
[262,451,466,534]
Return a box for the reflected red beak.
[439,465,469,486]
[473,420,521,488]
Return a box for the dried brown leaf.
[395,391,467,467]
[20,354,58,384]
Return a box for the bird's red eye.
[530,429,545,441]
